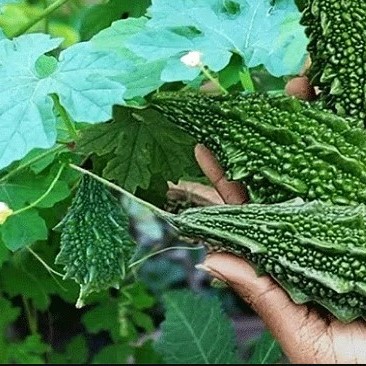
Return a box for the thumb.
[200,253,329,363]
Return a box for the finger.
[194,144,248,204]
[201,253,332,363]
[285,76,317,101]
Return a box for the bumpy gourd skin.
[301,0,366,122]
[152,92,366,205]
[167,199,366,322]
[55,175,135,307]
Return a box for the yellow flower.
[0,202,13,224]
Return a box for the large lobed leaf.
[0,33,129,170]
[78,107,199,193]
[126,0,307,80]
[155,290,240,364]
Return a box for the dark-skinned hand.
[195,77,366,364]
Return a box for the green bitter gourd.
[151,92,366,205]
[163,198,366,322]
[300,0,366,122]
[55,175,136,307]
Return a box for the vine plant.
[0,0,307,363]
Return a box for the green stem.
[129,245,204,269]
[12,163,66,216]
[42,0,50,34]
[10,0,71,38]
[0,144,66,184]
[239,67,255,92]
[27,247,64,278]
[200,66,229,95]
[52,94,79,141]
[69,164,171,219]
[22,296,38,335]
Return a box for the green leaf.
[134,339,164,364]
[0,296,20,333]
[0,33,129,169]
[78,107,199,193]
[79,0,150,40]
[49,335,88,364]
[124,0,307,80]
[82,298,122,341]
[0,241,79,310]
[0,171,69,210]
[0,169,70,250]
[8,334,49,364]
[126,282,155,310]
[130,309,154,332]
[91,17,165,99]
[0,297,21,363]
[0,34,62,170]
[92,344,133,364]
[0,240,10,268]
[1,210,48,251]
[0,0,19,6]
[248,330,283,364]
[156,290,240,364]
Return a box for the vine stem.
[10,0,72,38]
[200,66,229,95]
[129,245,204,269]
[27,247,64,278]
[12,163,66,216]
[22,296,38,335]
[69,164,172,220]
[0,144,66,184]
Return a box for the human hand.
[195,77,366,364]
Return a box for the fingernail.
[195,263,226,282]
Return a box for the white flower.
[0,202,13,224]
[180,51,203,68]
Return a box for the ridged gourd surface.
[301,0,366,123]
[55,175,135,306]
[151,92,366,205]
[167,199,366,322]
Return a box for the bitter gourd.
[151,92,366,205]
[55,175,135,307]
[300,0,366,122]
[163,198,366,322]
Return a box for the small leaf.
[93,344,133,364]
[248,330,283,364]
[156,290,240,364]
[8,334,50,364]
[1,210,47,251]
[0,169,70,250]
[82,298,122,341]
[49,335,88,364]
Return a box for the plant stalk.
[10,0,71,38]
[12,163,66,216]
[69,164,172,220]
[0,144,66,184]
